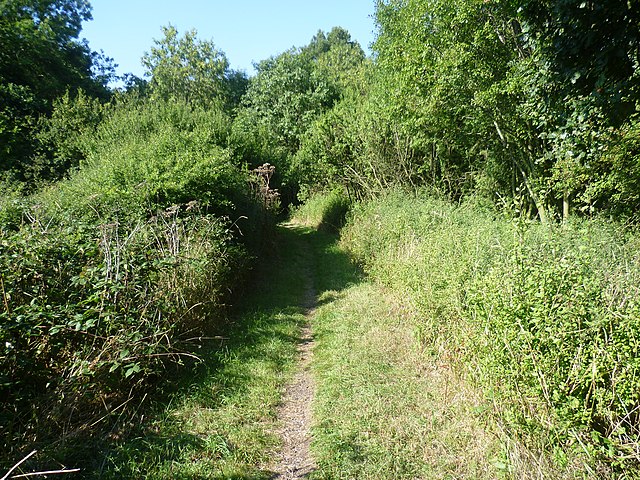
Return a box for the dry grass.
[311,282,501,479]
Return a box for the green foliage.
[0,179,26,229]
[0,87,269,467]
[470,219,640,467]
[291,188,350,233]
[292,61,429,200]
[0,206,248,462]
[40,96,243,220]
[235,49,335,157]
[588,117,640,218]
[341,191,640,474]
[519,0,640,104]
[231,27,366,201]
[373,0,539,202]
[0,0,113,179]
[142,25,247,112]
[368,0,640,220]
[34,88,106,180]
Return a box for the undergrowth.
[340,189,640,478]
[291,188,350,233]
[90,224,315,479]
[0,97,273,473]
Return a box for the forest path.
[269,223,318,479]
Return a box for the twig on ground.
[10,468,81,478]
[1,450,37,480]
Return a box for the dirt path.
[270,229,317,479]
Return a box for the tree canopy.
[142,25,247,111]
[0,0,112,181]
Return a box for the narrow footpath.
[93,221,498,479]
[270,228,317,479]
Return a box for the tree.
[141,25,246,112]
[372,0,527,200]
[231,27,365,201]
[519,0,640,105]
[0,0,112,181]
[34,88,105,179]
[515,0,640,218]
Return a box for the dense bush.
[291,188,351,233]
[341,190,640,475]
[0,209,247,452]
[230,28,366,204]
[38,97,241,219]
[0,95,270,466]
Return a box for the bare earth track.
[270,227,317,479]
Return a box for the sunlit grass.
[310,282,500,479]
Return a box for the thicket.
[0,94,273,468]
[341,191,640,475]
[0,0,114,183]
[230,27,367,204]
[276,1,640,225]
[0,18,271,471]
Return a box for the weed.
[340,189,640,476]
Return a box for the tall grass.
[340,190,640,476]
[291,188,350,233]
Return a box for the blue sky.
[81,0,377,79]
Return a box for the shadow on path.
[88,223,361,479]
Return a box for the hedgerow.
[0,97,271,467]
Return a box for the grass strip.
[310,275,500,479]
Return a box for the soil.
[270,234,317,479]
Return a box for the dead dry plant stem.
[0,274,9,314]
[1,451,37,480]
[89,394,136,428]
[9,468,81,478]
[120,351,202,362]
[0,454,79,480]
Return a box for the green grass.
[90,217,493,479]
[88,224,319,479]
[338,190,640,478]
[291,188,351,234]
[288,194,500,478]
[309,283,500,479]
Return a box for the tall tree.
[141,25,247,112]
[517,0,640,218]
[370,0,640,220]
[232,27,365,199]
[0,0,112,180]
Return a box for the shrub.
[36,97,243,221]
[0,96,269,467]
[291,188,351,233]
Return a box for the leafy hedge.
[340,190,640,475]
[0,97,270,466]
